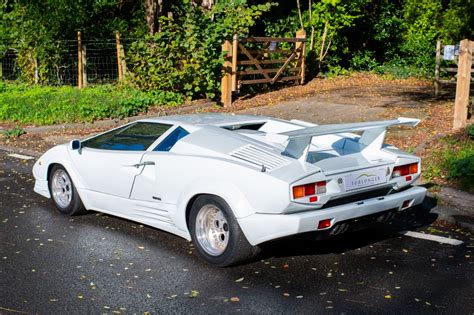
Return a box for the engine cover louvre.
[230,145,290,171]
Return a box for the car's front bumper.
[238,185,427,245]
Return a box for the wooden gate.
[221,30,306,107]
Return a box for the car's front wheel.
[49,165,85,216]
[189,195,259,267]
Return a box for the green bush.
[424,134,474,191]
[126,1,274,99]
[468,124,474,139]
[0,82,183,125]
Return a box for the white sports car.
[33,113,426,266]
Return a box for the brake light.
[392,163,418,177]
[292,181,326,199]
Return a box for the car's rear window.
[83,122,172,151]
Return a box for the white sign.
[443,45,455,60]
[344,168,387,191]
[269,41,277,51]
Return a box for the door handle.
[126,161,155,168]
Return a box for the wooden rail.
[221,30,306,107]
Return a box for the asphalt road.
[0,150,473,314]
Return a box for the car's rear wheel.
[189,195,260,267]
[49,165,85,216]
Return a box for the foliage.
[468,124,474,139]
[424,132,474,191]
[126,1,274,98]
[0,0,473,95]
[0,0,146,84]
[0,82,182,125]
[3,126,26,138]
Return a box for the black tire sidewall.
[189,195,244,267]
[48,165,83,216]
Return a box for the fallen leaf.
[230,297,240,302]
[235,277,244,282]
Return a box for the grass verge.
[0,82,183,125]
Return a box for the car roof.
[140,113,271,126]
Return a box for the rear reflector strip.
[309,196,318,203]
[318,219,332,230]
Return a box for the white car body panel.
[33,113,427,245]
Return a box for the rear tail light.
[316,181,326,194]
[292,181,326,200]
[392,163,418,177]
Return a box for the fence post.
[120,44,127,78]
[116,31,123,81]
[434,40,441,97]
[453,39,472,130]
[296,29,306,84]
[77,31,83,88]
[231,34,238,92]
[34,57,39,84]
[221,40,232,107]
[82,43,87,87]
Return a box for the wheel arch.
[184,193,230,232]
[175,180,256,240]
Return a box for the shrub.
[3,126,26,138]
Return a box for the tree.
[144,0,164,35]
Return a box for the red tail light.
[392,163,418,177]
[292,181,326,200]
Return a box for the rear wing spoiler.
[281,117,420,160]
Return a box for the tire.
[189,195,260,267]
[48,165,85,216]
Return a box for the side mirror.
[70,139,82,153]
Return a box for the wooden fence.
[77,31,127,88]
[221,30,306,107]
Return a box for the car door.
[70,122,172,199]
[130,126,190,203]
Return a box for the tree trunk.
[191,0,214,10]
[144,0,164,35]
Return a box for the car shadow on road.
[258,195,439,260]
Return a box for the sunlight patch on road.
[400,230,463,246]
[7,153,35,160]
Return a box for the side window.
[154,126,189,152]
[83,122,172,151]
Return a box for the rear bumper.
[238,185,426,245]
